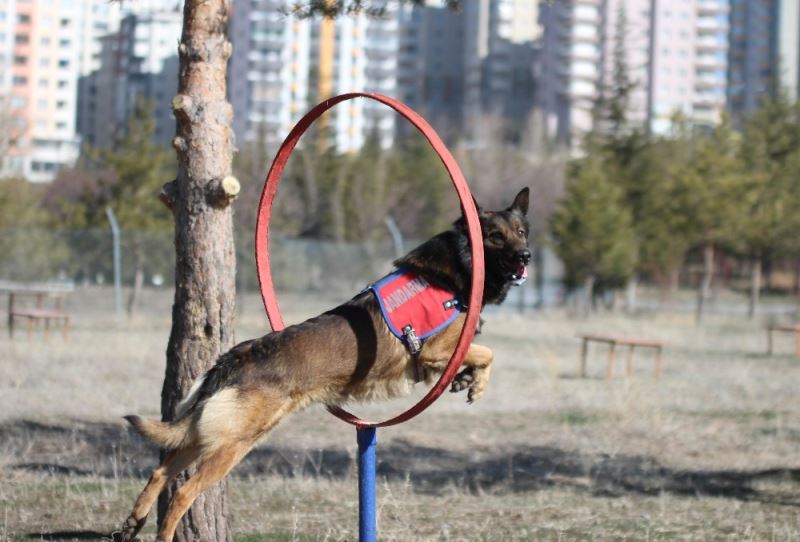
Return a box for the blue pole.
[357,427,377,542]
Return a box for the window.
[38,78,48,88]
[15,34,29,44]
[39,57,49,67]
[12,75,27,86]
[59,38,70,47]
[41,36,51,46]
[14,55,26,65]
[55,121,67,130]
[60,18,70,27]
[57,80,67,89]
[58,59,69,68]
[56,100,66,109]
[37,99,47,108]
[17,14,31,24]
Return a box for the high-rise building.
[650,0,729,132]
[1,0,181,181]
[228,0,311,148]
[79,9,182,149]
[313,1,401,151]
[229,1,401,153]
[398,0,540,143]
[728,0,800,120]
[539,0,605,144]
[2,0,88,181]
[539,0,730,144]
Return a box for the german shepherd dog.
[116,188,531,542]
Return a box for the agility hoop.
[255,93,483,541]
[255,92,484,428]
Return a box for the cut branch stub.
[208,176,240,208]
[172,94,197,123]
[159,180,178,212]
[172,136,188,152]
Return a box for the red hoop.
[255,92,484,428]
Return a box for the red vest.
[370,269,462,354]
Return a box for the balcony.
[696,17,727,32]
[696,36,726,50]
[697,0,728,15]
[694,72,724,88]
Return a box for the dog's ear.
[471,194,484,216]
[453,194,485,230]
[508,187,529,216]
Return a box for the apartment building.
[398,0,540,143]
[228,0,311,148]
[1,0,181,181]
[728,0,800,120]
[2,0,87,181]
[650,0,729,132]
[539,0,730,143]
[78,9,182,149]
[228,1,403,153]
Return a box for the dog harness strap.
[369,269,463,355]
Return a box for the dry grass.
[2,287,800,541]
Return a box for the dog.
[116,187,531,542]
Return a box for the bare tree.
[156,1,239,540]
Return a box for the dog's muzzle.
[511,248,531,285]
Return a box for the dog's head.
[458,188,531,286]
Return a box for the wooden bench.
[2,282,74,340]
[578,334,664,379]
[766,323,800,357]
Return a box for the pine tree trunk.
[748,256,762,320]
[695,242,714,324]
[583,274,596,316]
[625,276,637,313]
[127,266,144,318]
[157,1,236,540]
[127,238,144,318]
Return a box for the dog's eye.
[490,232,504,242]
[517,229,525,237]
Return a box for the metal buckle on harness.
[402,325,422,356]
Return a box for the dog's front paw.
[450,368,474,393]
[466,370,491,404]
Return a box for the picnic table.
[578,334,664,379]
[1,281,74,340]
[766,323,800,357]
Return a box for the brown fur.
[115,188,531,542]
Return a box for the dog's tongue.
[512,264,528,285]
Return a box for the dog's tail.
[124,415,192,450]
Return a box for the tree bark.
[157,1,236,541]
[748,255,762,320]
[695,242,714,324]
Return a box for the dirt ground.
[2,287,800,541]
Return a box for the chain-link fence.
[0,228,565,309]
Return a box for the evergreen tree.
[737,94,800,317]
[680,115,744,322]
[551,156,637,313]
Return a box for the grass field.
[1,287,800,541]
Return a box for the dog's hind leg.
[156,389,295,542]
[116,446,201,542]
[156,439,255,542]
